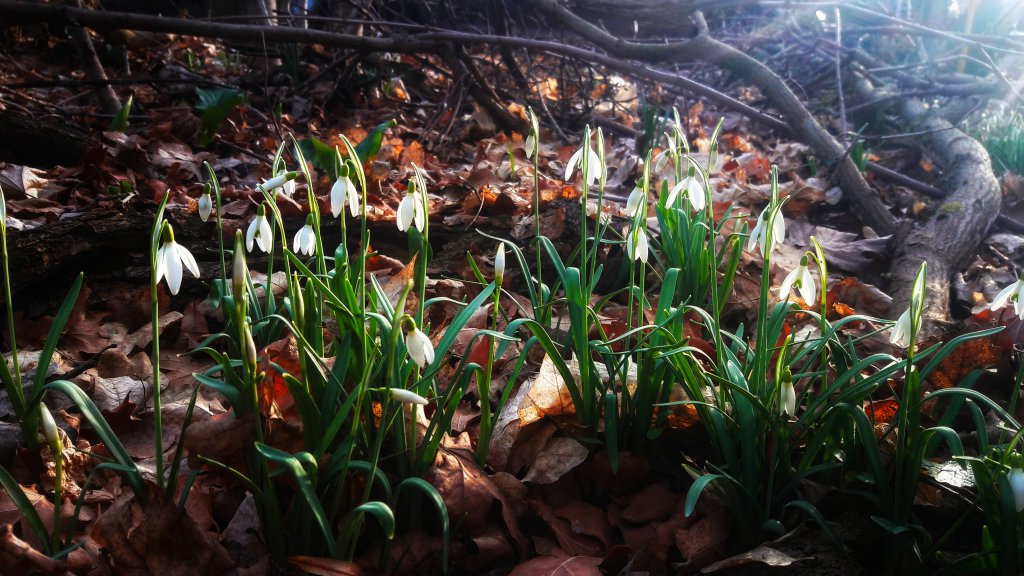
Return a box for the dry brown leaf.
[522,437,588,485]
[507,554,603,576]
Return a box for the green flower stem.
[150,219,169,494]
[203,162,227,285]
[475,284,501,465]
[0,216,24,421]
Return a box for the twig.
[64,0,120,114]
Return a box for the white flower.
[889,307,912,348]
[525,134,537,159]
[405,325,435,369]
[198,191,213,222]
[397,187,425,233]
[261,171,298,193]
[991,278,1024,319]
[246,205,273,253]
[1009,468,1024,512]
[494,243,506,285]
[155,227,200,295]
[564,139,604,186]
[292,219,316,256]
[653,149,672,172]
[625,186,645,217]
[746,205,786,254]
[625,225,649,263]
[39,404,60,447]
[780,378,796,416]
[666,176,705,211]
[389,388,429,406]
[330,174,359,218]
[779,257,816,305]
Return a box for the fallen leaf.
[507,554,603,576]
[522,437,588,485]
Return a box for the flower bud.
[389,388,429,406]
[261,171,299,192]
[1009,468,1024,513]
[198,184,213,222]
[494,243,506,286]
[232,230,247,302]
[39,404,60,448]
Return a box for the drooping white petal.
[255,215,273,253]
[347,177,360,217]
[405,328,435,368]
[685,177,706,211]
[155,244,169,284]
[245,217,258,252]
[797,265,816,305]
[625,187,644,217]
[626,226,648,263]
[564,147,583,181]
[778,266,799,301]
[413,193,425,232]
[165,243,184,295]
[770,209,786,250]
[889,308,912,348]
[666,179,684,206]
[397,193,415,231]
[746,212,765,252]
[198,193,212,222]
[330,178,346,218]
[585,147,604,185]
[282,178,296,198]
[390,388,429,406]
[174,242,200,279]
[990,280,1020,311]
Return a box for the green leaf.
[195,87,245,146]
[43,380,143,494]
[394,478,449,571]
[254,442,334,555]
[354,119,397,163]
[684,473,723,517]
[109,94,133,132]
[297,137,339,178]
[0,465,51,553]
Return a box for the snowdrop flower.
[653,148,672,172]
[155,225,200,295]
[525,107,540,160]
[889,307,912,348]
[991,277,1024,319]
[403,316,435,369]
[564,137,604,186]
[625,186,645,217]
[39,404,60,447]
[397,184,425,233]
[246,204,273,253]
[779,255,816,305]
[746,205,785,254]
[665,176,705,211]
[625,224,649,263]
[260,171,298,194]
[389,388,429,406]
[494,243,506,286]
[292,215,316,256]
[198,186,213,222]
[1009,468,1024,512]
[779,370,796,416]
[330,169,360,218]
